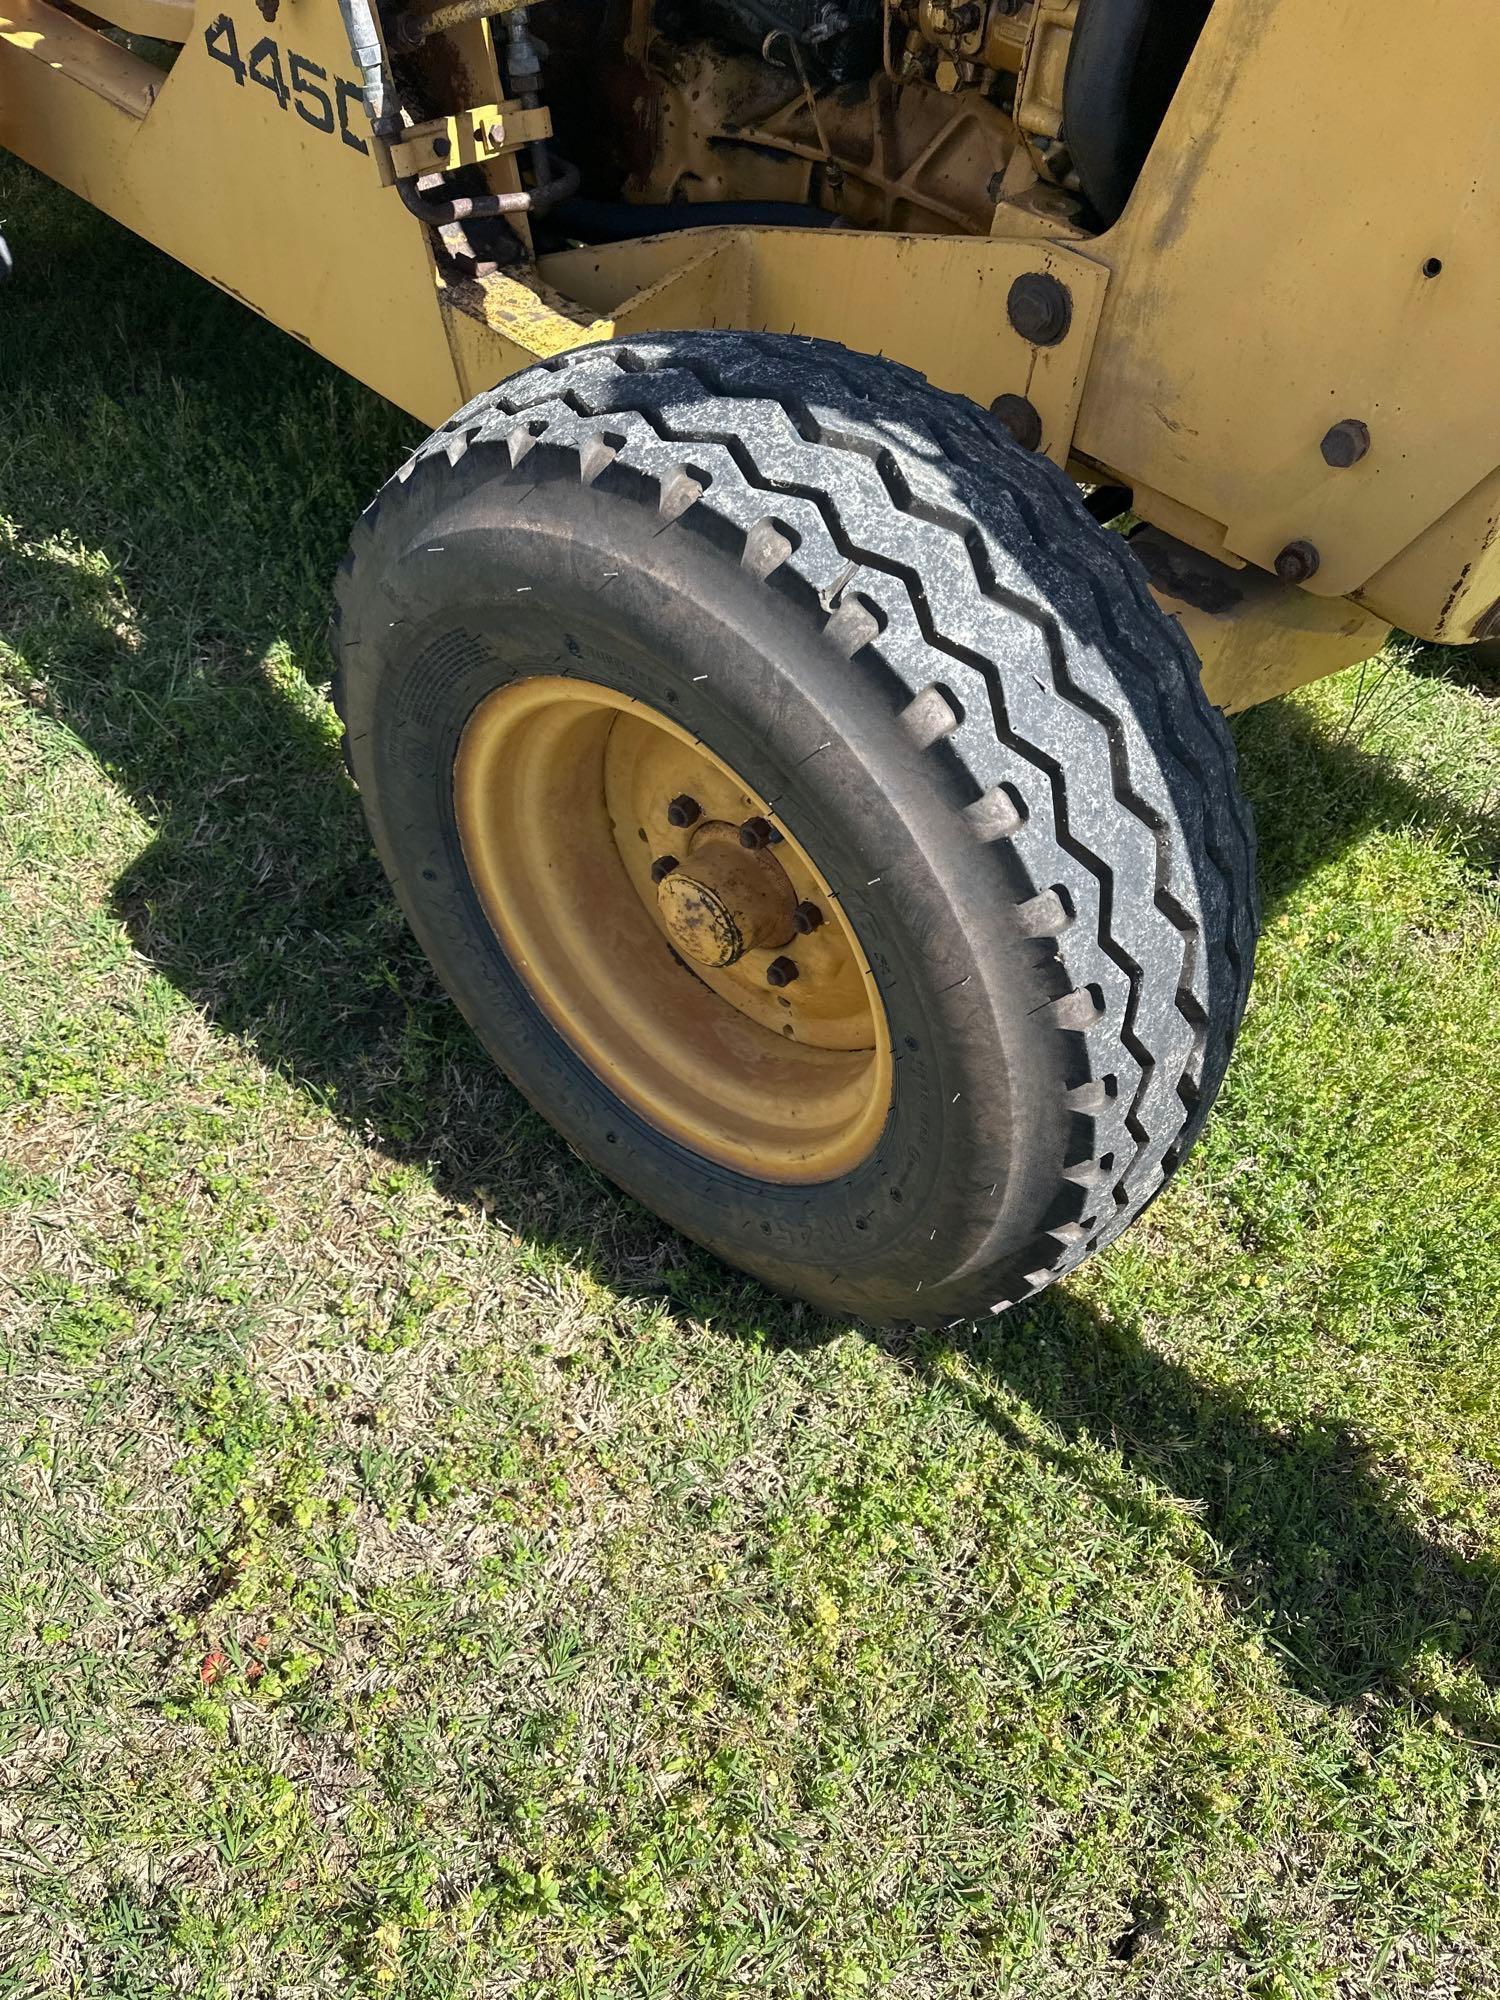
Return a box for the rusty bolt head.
[1274,539,1321,583]
[649,854,679,884]
[990,393,1043,452]
[738,815,775,850]
[791,900,825,935]
[1320,418,1371,469]
[1006,272,1073,347]
[766,956,800,988]
[666,794,701,829]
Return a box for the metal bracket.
[378,102,552,184]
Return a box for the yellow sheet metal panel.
[551,228,1109,468]
[1075,0,1500,604]
[748,234,1106,465]
[0,0,466,424]
[1358,465,1500,642]
[593,237,752,342]
[442,271,613,404]
[541,231,752,318]
[76,0,192,40]
[1130,527,1390,714]
[1,0,159,114]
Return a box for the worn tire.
[331,331,1256,1326]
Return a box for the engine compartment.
[531,0,1211,245]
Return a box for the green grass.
[2,157,1499,1998]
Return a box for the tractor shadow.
[3,161,1498,1737]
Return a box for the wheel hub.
[655,823,796,969]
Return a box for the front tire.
[331,332,1256,1326]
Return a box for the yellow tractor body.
[5,0,1496,707]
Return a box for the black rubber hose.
[396,155,580,224]
[549,197,843,244]
[1064,0,1214,227]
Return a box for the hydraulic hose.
[334,0,399,136]
[396,154,581,224]
[394,0,533,45]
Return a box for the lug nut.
[650,854,679,884]
[791,900,825,934]
[766,956,799,987]
[739,815,775,849]
[666,794,701,828]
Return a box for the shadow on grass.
[3,166,1498,1737]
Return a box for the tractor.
[2,0,1491,1323]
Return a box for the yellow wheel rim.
[454,677,893,1182]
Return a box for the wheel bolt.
[766,956,799,987]
[792,900,825,934]
[666,794,701,828]
[739,815,775,849]
[650,854,679,884]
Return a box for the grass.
[1,155,1499,1999]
